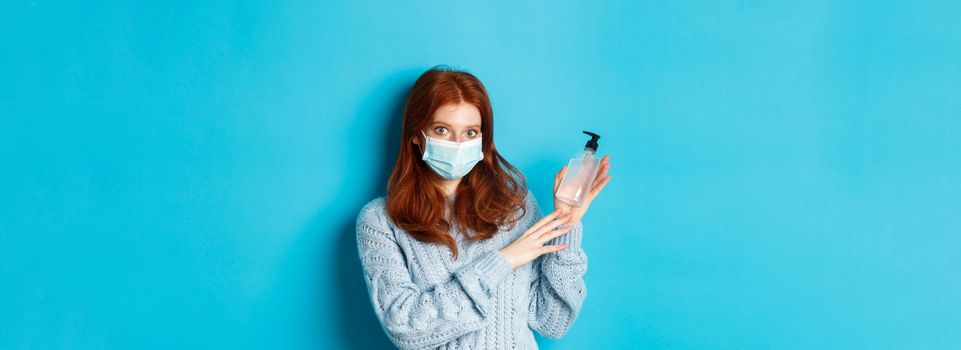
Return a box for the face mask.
[420,130,484,180]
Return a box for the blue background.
[2,1,960,349]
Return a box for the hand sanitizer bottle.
[555,131,601,207]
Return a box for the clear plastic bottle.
[555,131,601,207]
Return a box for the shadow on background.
[328,69,420,349]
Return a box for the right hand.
[498,210,576,269]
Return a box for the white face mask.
[420,130,484,180]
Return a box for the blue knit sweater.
[355,189,587,349]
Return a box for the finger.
[525,210,562,236]
[590,175,612,197]
[532,213,574,240]
[591,168,610,190]
[595,155,609,169]
[591,175,612,195]
[591,162,610,188]
[538,244,568,256]
[530,214,572,240]
[536,222,575,244]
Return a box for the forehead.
[430,102,481,128]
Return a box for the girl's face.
[418,102,482,143]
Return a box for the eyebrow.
[432,122,481,129]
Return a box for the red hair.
[386,65,528,258]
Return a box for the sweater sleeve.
[524,190,588,339]
[355,199,514,350]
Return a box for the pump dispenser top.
[582,131,600,152]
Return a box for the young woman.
[355,65,611,349]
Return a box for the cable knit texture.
[355,189,587,349]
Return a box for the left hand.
[553,155,612,225]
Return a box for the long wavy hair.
[386,65,528,259]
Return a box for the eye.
[466,129,479,137]
[433,126,448,135]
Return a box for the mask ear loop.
[417,130,428,159]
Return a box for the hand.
[553,155,612,225]
[498,210,576,269]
